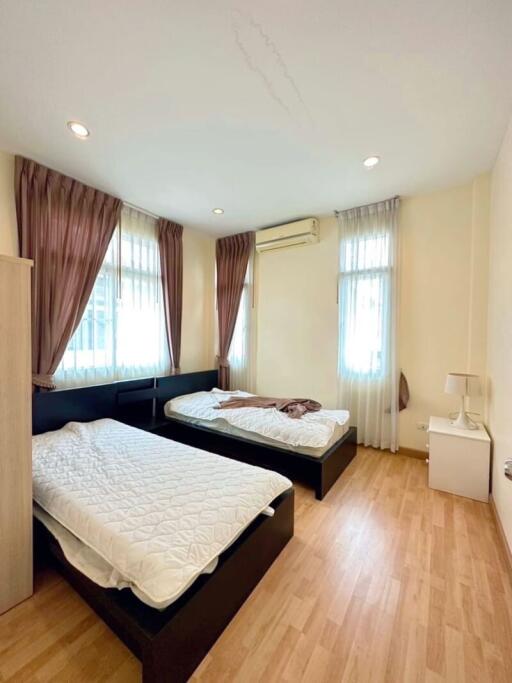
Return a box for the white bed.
[165,389,351,458]
[32,419,292,609]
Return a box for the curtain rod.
[123,200,160,221]
[334,195,400,216]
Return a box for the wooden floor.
[1,448,512,683]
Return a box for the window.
[338,232,391,378]
[336,197,399,451]
[56,206,169,387]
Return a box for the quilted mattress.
[165,389,351,453]
[32,419,292,609]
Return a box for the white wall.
[487,117,512,553]
[255,178,490,451]
[0,151,18,256]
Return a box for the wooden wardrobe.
[0,254,33,614]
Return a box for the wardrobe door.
[0,255,33,614]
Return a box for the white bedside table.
[428,416,491,502]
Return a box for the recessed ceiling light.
[212,208,224,215]
[363,155,380,168]
[67,121,90,139]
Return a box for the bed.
[156,378,357,500]
[32,382,294,683]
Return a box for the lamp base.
[450,408,478,430]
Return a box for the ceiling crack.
[231,9,311,124]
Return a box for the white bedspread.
[32,419,292,608]
[166,390,350,448]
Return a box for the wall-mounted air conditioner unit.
[255,218,319,253]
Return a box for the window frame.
[56,209,169,388]
[338,231,392,380]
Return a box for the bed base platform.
[156,419,357,501]
[34,488,294,683]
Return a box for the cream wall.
[486,116,512,553]
[181,227,215,372]
[255,177,490,451]
[255,216,339,408]
[399,177,489,449]
[0,151,18,256]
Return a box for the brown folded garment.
[399,371,410,411]
[215,396,322,419]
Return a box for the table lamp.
[444,372,481,430]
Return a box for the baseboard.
[365,445,428,460]
[397,446,428,461]
[489,495,512,580]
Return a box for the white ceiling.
[1,1,511,236]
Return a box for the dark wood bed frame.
[32,373,295,683]
[153,373,357,501]
[32,369,357,501]
[34,492,293,683]
[158,417,357,501]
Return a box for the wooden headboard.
[32,370,218,435]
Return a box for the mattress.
[32,419,292,609]
[165,390,351,458]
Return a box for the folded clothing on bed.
[32,419,292,609]
[166,389,350,449]
[216,395,321,419]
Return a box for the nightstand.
[428,416,491,502]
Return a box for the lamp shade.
[444,373,481,397]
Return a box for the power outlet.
[416,422,428,432]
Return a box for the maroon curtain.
[157,219,183,372]
[216,231,254,390]
[15,156,121,389]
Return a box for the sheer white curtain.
[227,254,254,391]
[56,206,169,387]
[336,197,400,451]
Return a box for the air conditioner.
[255,218,319,253]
